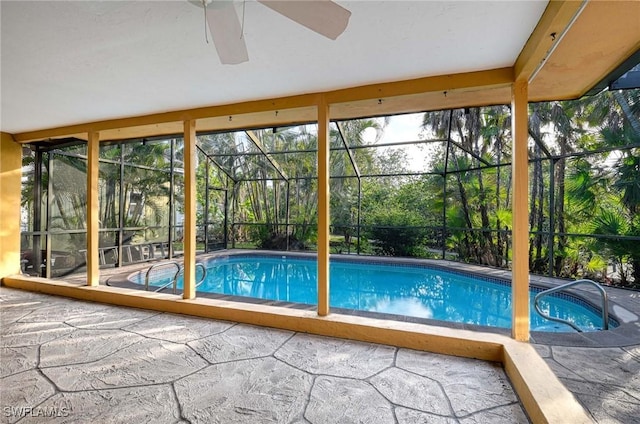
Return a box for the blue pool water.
[139,255,614,332]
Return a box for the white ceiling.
[0,0,548,134]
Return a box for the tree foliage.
[20,89,640,288]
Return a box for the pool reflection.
[184,256,608,332]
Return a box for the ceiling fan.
[190,0,351,65]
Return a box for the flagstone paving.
[1,285,638,423]
[533,344,640,424]
[0,287,529,423]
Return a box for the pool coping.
[105,249,640,348]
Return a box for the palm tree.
[330,118,384,251]
[422,107,509,266]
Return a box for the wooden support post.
[317,97,330,316]
[511,80,530,341]
[183,120,197,299]
[0,133,22,278]
[87,132,100,286]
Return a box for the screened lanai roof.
[197,115,456,182]
[1,1,639,143]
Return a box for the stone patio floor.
[1,285,639,423]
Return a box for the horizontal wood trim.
[12,69,513,144]
[514,0,584,82]
[529,0,640,101]
[332,86,513,121]
[13,93,322,143]
[324,67,513,105]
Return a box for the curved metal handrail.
[195,263,207,289]
[154,280,176,294]
[145,261,181,292]
[145,261,207,295]
[534,279,609,332]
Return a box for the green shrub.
[365,209,427,257]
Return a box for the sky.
[361,112,436,172]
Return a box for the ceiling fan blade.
[205,1,248,65]
[258,0,351,40]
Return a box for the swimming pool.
[136,254,616,332]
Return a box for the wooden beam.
[183,120,197,300]
[13,68,513,144]
[86,132,100,286]
[529,1,640,102]
[331,86,512,122]
[325,67,513,105]
[0,132,22,278]
[511,80,530,341]
[317,96,330,317]
[14,94,319,144]
[514,0,585,82]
